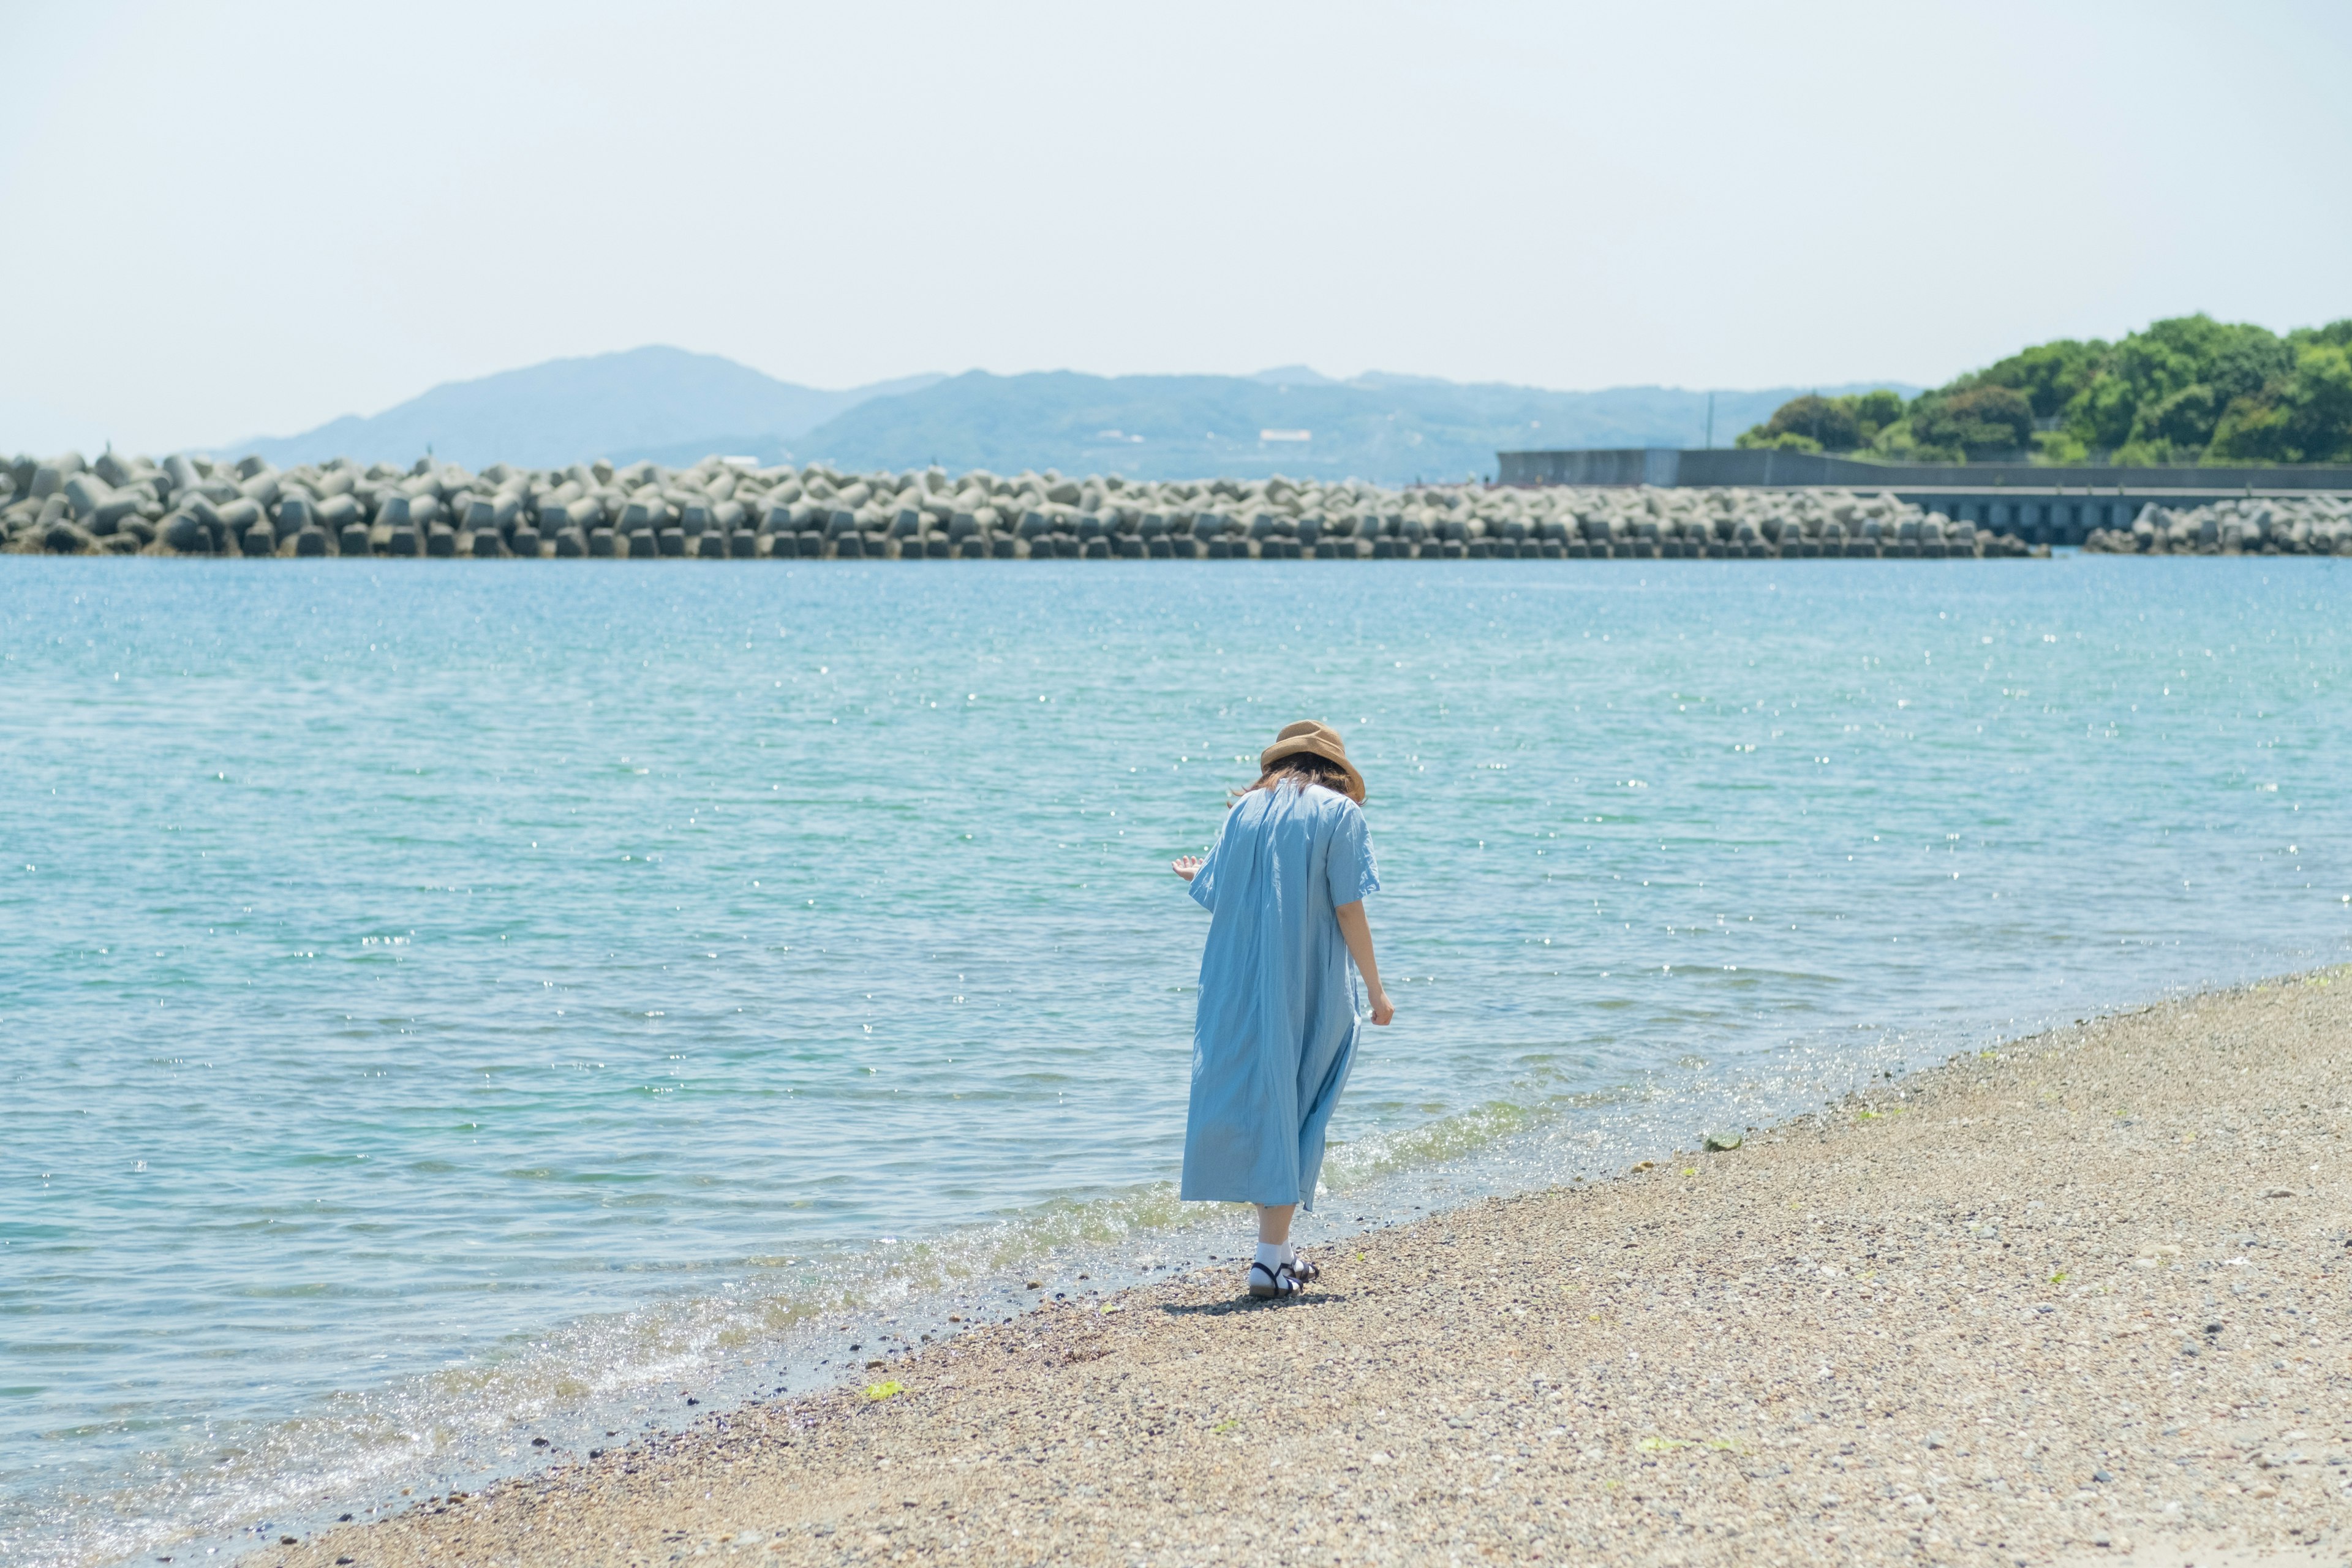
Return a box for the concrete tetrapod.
[0,447,2173,561]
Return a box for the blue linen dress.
[1180,781,1381,1211]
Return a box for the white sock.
[1253,1242,1285,1274]
[1280,1242,1298,1266]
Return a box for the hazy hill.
[788,371,1918,483]
[213,345,1912,482]
[225,347,941,470]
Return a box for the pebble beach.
[254,970,2352,1568]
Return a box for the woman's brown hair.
[1232,752,1354,802]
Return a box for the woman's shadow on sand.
[1156,1291,1352,1317]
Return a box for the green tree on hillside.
[2209,341,2352,462]
[1735,388,1905,453]
[1908,385,2037,460]
[2086,315,2294,461]
[1850,388,1905,432]
[1955,338,2108,420]
[1737,314,2352,465]
[1750,394,1858,451]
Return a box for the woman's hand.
[1334,901,1393,1027]
[1171,855,1203,883]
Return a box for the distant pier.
[1497,448,2352,549]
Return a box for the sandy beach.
[259,971,2352,1568]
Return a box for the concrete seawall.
[29,446,2295,562]
[1499,448,2352,549]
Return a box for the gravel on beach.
[268,971,2352,1568]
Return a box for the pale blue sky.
[4,0,2348,454]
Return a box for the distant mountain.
[208,347,1915,483]
[1247,365,1340,386]
[221,347,941,470]
[785,371,1919,484]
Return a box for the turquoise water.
[3,555,2346,1565]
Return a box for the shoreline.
[246,968,2352,1568]
[100,995,1951,1568]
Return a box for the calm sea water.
[3,555,2346,1565]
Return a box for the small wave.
[21,1016,1986,1568]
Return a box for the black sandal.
[1247,1260,1304,1299]
[1284,1250,1320,1284]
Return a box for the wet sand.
[268,970,2352,1567]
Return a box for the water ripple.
[1,555,2346,1564]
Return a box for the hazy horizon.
[5,1,2348,455]
[214,349,1918,454]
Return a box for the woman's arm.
[1171,855,1203,881]
[1333,901,1395,1025]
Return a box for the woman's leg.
[1255,1202,1317,1280]
[1246,1204,1303,1297]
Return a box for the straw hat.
[1261,720,1365,803]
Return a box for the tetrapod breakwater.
[2081,497,2352,554]
[3,449,2052,560]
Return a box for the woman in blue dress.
[1172,720,1394,1298]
